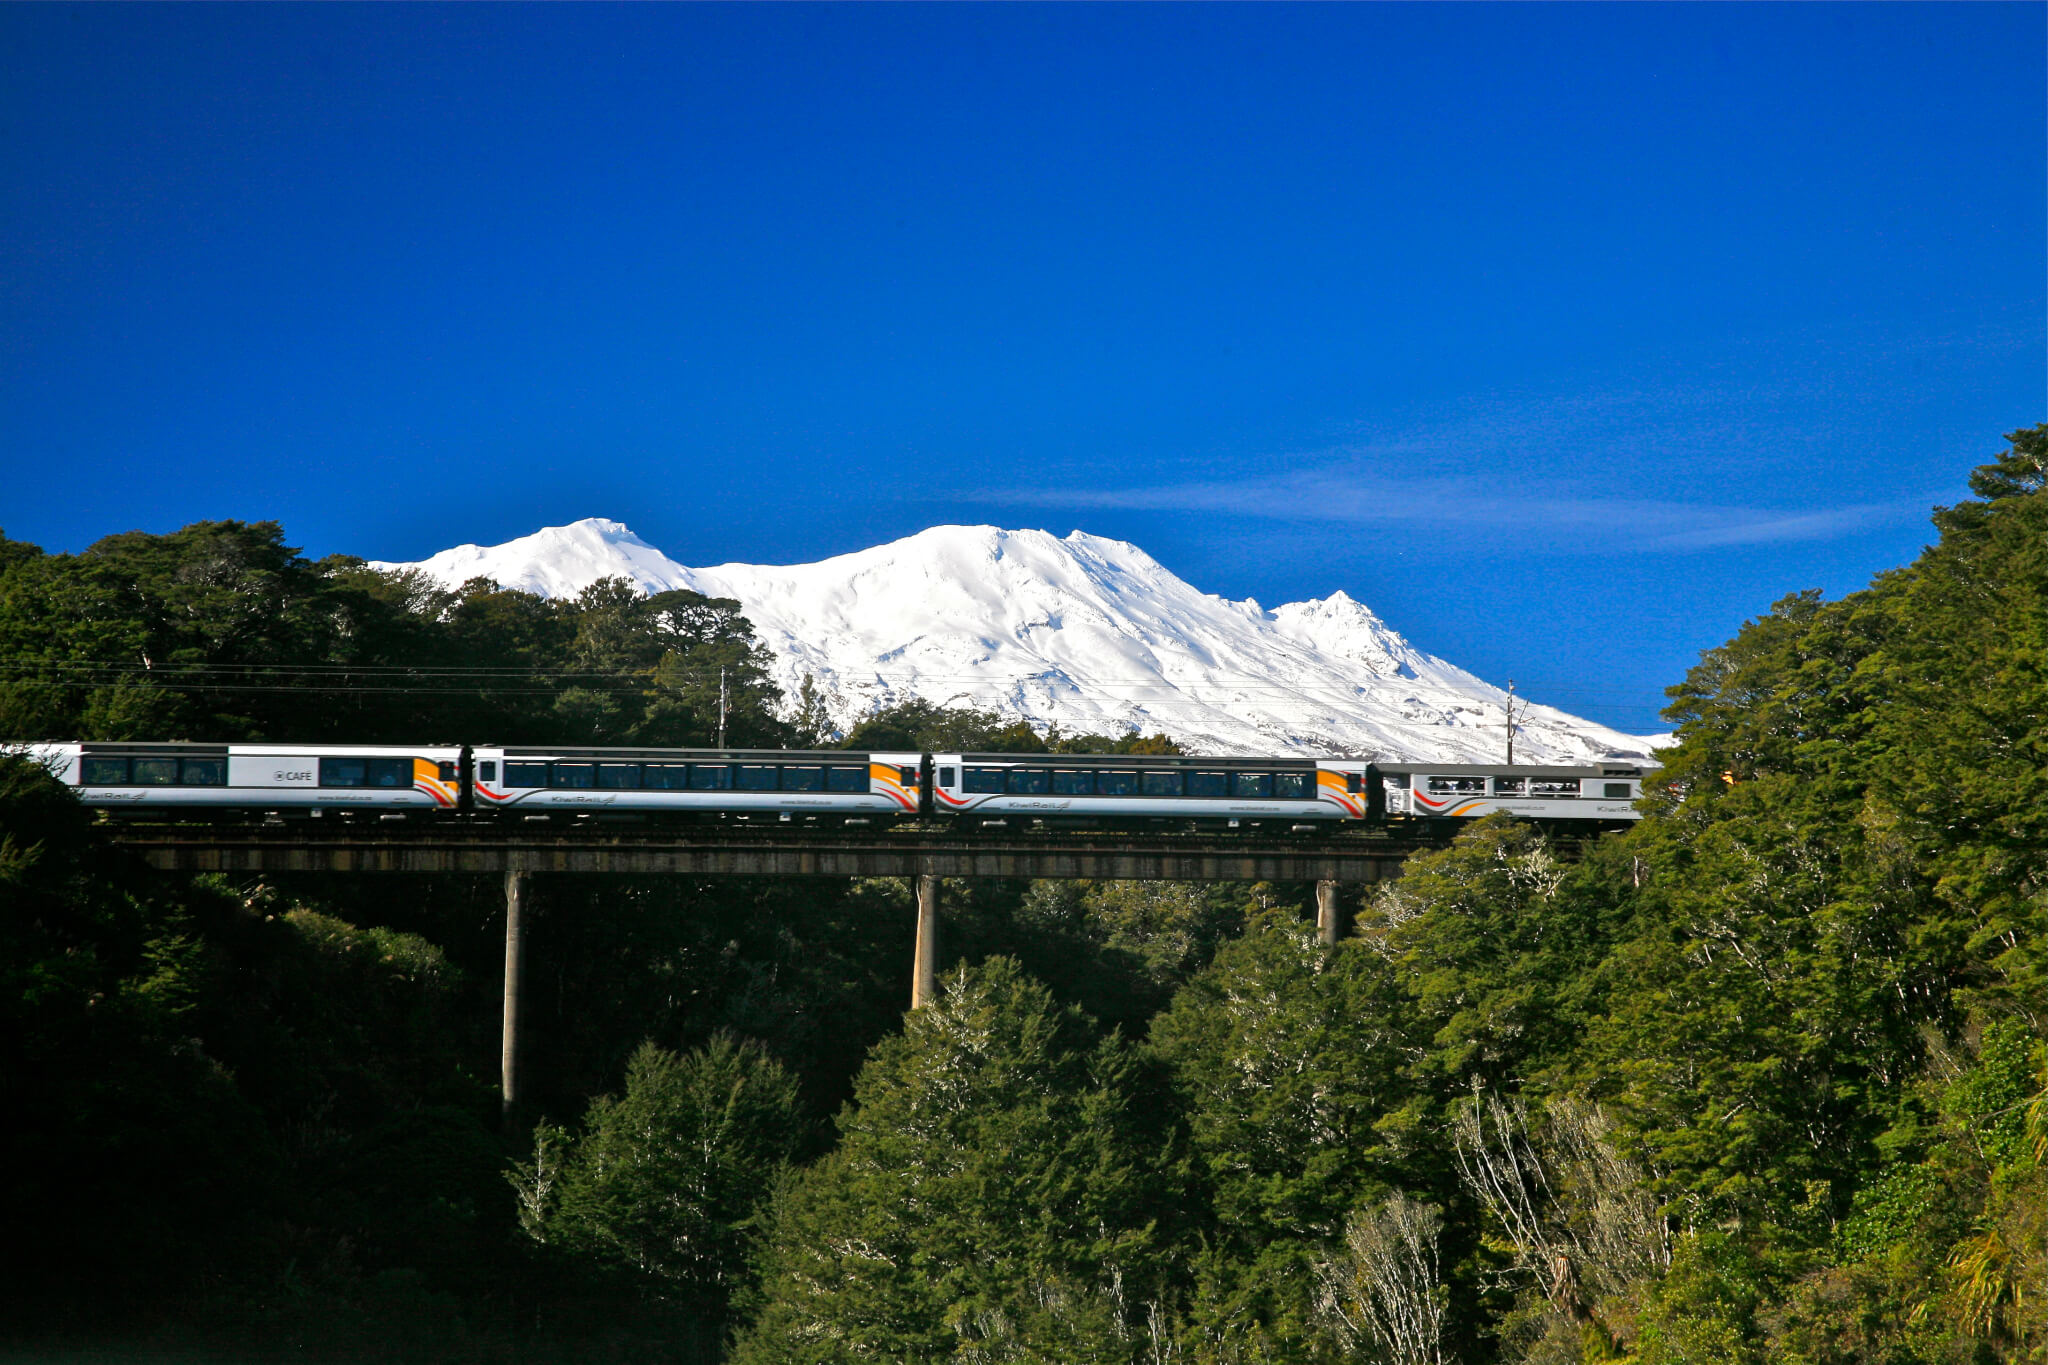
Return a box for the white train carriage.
[469,745,925,823]
[25,741,464,817]
[929,752,1376,829]
[1378,763,1644,821]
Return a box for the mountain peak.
[369,517,691,598]
[562,516,645,541]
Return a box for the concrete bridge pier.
[501,869,529,1125]
[912,872,940,1010]
[1317,878,1345,945]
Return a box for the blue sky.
[3,4,2041,734]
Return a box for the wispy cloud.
[964,376,1950,552]
[972,470,1915,551]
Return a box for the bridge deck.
[105,824,1449,881]
[102,822,1494,1115]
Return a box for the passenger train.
[15,741,1648,830]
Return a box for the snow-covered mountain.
[372,519,1661,763]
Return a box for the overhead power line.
[0,658,1668,698]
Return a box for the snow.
[376,518,698,600]
[371,519,1665,763]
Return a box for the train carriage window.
[1494,777,1526,796]
[937,767,957,788]
[1604,783,1633,799]
[1052,770,1096,796]
[552,763,596,789]
[1007,769,1051,794]
[1426,776,1487,795]
[1188,771,1227,798]
[641,765,687,790]
[504,762,547,788]
[478,761,498,783]
[81,757,129,785]
[134,758,178,785]
[964,768,1007,794]
[1344,772,1362,795]
[689,764,733,790]
[437,761,459,782]
[735,765,778,792]
[1273,772,1310,799]
[899,765,920,787]
[179,757,227,786]
[1530,778,1580,798]
[826,766,867,793]
[1232,772,1273,798]
[1141,771,1184,797]
[782,766,825,792]
[372,759,411,788]
[1098,770,1139,797]
[596,764,642,789]
[319,758,365,787]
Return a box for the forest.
[0,425,2041,1364]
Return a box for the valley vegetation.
[0,425,2041,1363]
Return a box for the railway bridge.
[108,822,1457,1118]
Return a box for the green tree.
[734,957,1171,1364]
[1148,918,1417,1355]
[514,1036,804,1313]
[840,698,1049,753]
[1048,726,1186,755]
[788,671,837,746]
[1002,878,1254,1031]
[1371,815,1632,1096]
[557,577,788,746]
[1573,430,2046,1225]
[0,520,367,739]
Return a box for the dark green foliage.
[939,876,1279,1036]
[1784,1018,2048,1361]
[1048,725,1186,755]
[1148,920,1418,1356]
[734,958,1172,1364]
[1570,427,2046,1231]
[1372,815,1630,1095]
[498,874,917,1130]
[838,696,1182,755]
[514,1038,804,1311]
[0,755,280,1306]
[553,577,788,747]
[0,524,789,745]
[1,751,506,1347]
[840,698,1048,752]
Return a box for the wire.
[0,658,1666,695]
[0,662,1671,722]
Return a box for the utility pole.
[1505,679,1518,765]
[718,666,729,748]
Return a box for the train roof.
[484,745,911,761]
[1374,761,1650,778]
[74,740,463,755]
[943,752,1332,768]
